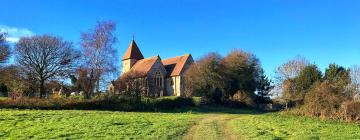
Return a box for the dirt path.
[183,114,238,140]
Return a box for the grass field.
[229,113,360,139]
[0,110,201,139]
[0,108,359,139]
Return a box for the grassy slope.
[0,110,200,140]
[229,112,360,139]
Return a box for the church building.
[116,39,194,97]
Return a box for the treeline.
[184,52,360,121]
[274,57,360,122]
[0,21,118,99]
[184,50,273,107]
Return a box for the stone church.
[112,39,194,97]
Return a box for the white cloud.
[0,25,34,43]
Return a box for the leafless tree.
[81,21,117,94]
[272,56,310,99]
[351,65,360,93]
[15,35,80,98]
[0,32,10,64]
[275,56,310,82]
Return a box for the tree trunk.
[95,69,101,94]
[39,80,46,98]
[96,79,100,94]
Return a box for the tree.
[0,65,33,98]
[185,50,271,106]
[350,65,360,94]
[220,49,273,105]
[0,32,10,64]
[283,64,322,107]
[15,35,79,98]
[324,63,351,90]
[69,68,96,98]
[81,21,117,94]
[255,69,274,103]
[275,56,310,106]
[184,52,226,102]
[294,65,322,93]
[222,49,261,97]
[114,71,149,99]
[275,56,310,82]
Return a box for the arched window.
[155,71,163,87]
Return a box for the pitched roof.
[128,56,160,77]
[122,40,144,60]
[162,54,192,77]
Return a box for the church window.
[155,71,163,87]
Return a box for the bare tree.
[0,32,10,64]
[81,21,117,94]
[351,65,360,93]
[275,56,310,82]
[271,56,310,107]
[15,35,80,98]
[272,56,310,98]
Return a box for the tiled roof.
[122,40,144,60]
[162,54,192,77]
[129,56,160,77]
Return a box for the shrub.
[303,82,345,119]
[0,96,195,111]
[339,101,360,122]
[152,97,195,110]
[230,90,255,108]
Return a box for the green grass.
[0,97,8,100]
[0,110,201,139]
[229,112,360,140]
[0,107,359,139]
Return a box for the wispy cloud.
[0,25,34,43]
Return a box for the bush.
[0,96,196,111]
[230,90,255,108]
[144,97,195,110]
[339,101,360,122]
[302,82,351,119]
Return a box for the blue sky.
[1,0,359,78]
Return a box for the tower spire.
[122,39,144,61]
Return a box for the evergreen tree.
[324,63,351,89]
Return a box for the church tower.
[122,39,144,74]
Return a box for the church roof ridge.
[162,54,191,61]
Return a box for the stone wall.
[122,59,137,74]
